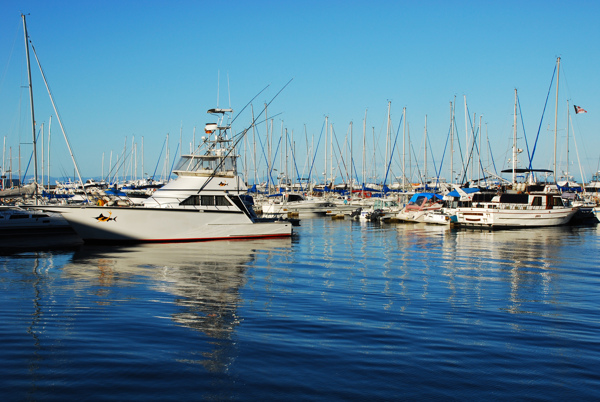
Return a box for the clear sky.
[1,0,599,185]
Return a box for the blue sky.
[1,0,599,185]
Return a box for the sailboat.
[0,15,73,237]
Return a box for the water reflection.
[447,226,588,317]
[61,238,293,372]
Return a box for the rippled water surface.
[1,218,599,400]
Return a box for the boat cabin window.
[179,195,232,206]
[552,196,564,207]
[532,197,543,207]
[201,195,231,206]
[286,194,305,202]
[174,154,236,173]
[9,214,30,219]
[498,193,529,204]
[180,195,201,206]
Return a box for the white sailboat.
[0,15,73,237]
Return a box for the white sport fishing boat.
[34,108,292,243]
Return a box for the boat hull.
[261,202,333,216]
[34,206,292,243]
[455,207,578,228]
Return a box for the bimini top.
[408,192,443,203]
[446,187,480,198]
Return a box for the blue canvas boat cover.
[408,192,444,203]
[446,188,480,198]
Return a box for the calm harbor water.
[1,218,599,400]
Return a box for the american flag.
[574,105,588,114]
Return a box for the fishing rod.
[196,79,294,194]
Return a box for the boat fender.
[97,199,105,206]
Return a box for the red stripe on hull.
[83,232,292,244]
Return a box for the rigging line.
[529,63,556,169]
[433,123,452,188]
[426,127,439,180]
[150,137,166,180]
[409,140,423,186]
[459,125,480,185]
[22,126,42,182]
[168,142,180,178]
[29,38,90,202]
[196,80,293,194]
[488,137,498,176]
[331,125,349,185]
[307,120,326,184]
[569,113,586,187]
[267,136,281,190]
[0,21,22,94]
[286,131,304,192]
[383,114,403,190]
[255,125,270,182]
[230,112,282,144]
[517,94,532,165]
[458,104,478,183]
[229,84,270,127]
[451,113,466,176]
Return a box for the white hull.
[396,206,442,223]
[37,205,292,242]
[0,207,73,235]
[261,200,333,216]
[455,207,578,227]
[422,210,453,225]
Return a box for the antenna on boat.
[196,79,293,194]
[227,72,231,110]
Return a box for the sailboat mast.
[513,89,518,185]
[402,107,406,190]
[330,122,333,186]
[251,105,257,186]
[464,95,468,182]
[478,115,482,184]
[266,103,270,194]
[48,115,51,187]
[22,14,38,202]
[324,116,328,186]
[553,57,561,182]
[349,121,353,195]
[450,100,454,185]
[385,101,391,188]
[566,99,569,180]
[2,136,5,189]
[424,115,427,187]
[362,110,367,190]
[41,122,44,188]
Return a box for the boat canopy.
[408,192,443,203]
[446,187,480,198]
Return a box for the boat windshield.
[173,153,236,174]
